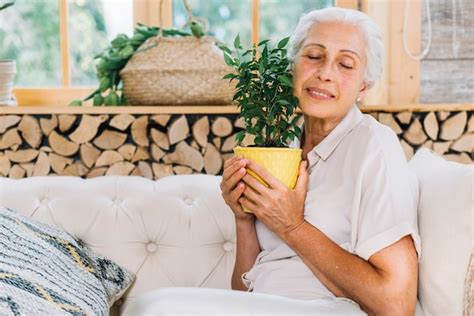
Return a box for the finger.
[294,160,309,192]
[222,158,247,181]
[225,168,246,193]
[239,196,258,213]
[230,182,245,202]
[241,173,269,195]
[246,160,283,189]
[224,154,242,170]
[242,182,261,202]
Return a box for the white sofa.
[0,149,472,315]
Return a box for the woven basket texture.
[121,36,235,105]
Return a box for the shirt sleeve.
[353,128,421,261]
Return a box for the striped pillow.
[0,207,135,315]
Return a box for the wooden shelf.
[0,105,240,114]
[0,104,472,114]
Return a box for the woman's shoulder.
[351,114,418,190]
[349,114,409,168]
[352,114,403,151]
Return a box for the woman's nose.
[316,62,335,82]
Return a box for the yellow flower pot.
[233,146,302,213]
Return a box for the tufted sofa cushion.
[0,175,236,310]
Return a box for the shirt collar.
[289,104,363,162]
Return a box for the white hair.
[288,7,384,89]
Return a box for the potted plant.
[0,1,16,106]
[70,0,222,107]
[221,35,302,212]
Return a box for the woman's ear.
[358,82,368,100]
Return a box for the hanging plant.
[70,0,207,107]
[69,22,205,107]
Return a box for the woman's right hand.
[220,155,254,222]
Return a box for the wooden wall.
[420,0,474,103]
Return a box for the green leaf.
[120,93,129,105]
[294,126,302,138]
[218,45,232,55]
[104,91,119,106]
[278,75,293,87]
[277,37,290,49]
[103,57,127,71]
[119,44,135,58]
[254,135,264,146]
[223,53,234,67]
[235,131,245,144]
[190,21,205,38]
[69,99,82,106]
[130,33,146,45]
[222,73,237,80]
[83,88,100,101]
[277,99,290,105]
[95,58,106,73]
[93,93,104,106]
[163,29,190,37]
[111,35,128,48]
[233,34,242,50]
[262,45,269,58]
[99,77,111,92]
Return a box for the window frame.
[13,0,362,106]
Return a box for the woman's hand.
[239,159,309,239]
[220,155,254,222]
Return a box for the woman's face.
[292,22,368,121]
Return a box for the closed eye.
[340,64,353,69]
[307,56,321,60]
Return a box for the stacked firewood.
[0,111,471,179]
[370,111,472,163]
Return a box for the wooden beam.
[2,104,472,115]
[59,0,70,86]
[361,0,389,106]
[134,0,172,28]
[251,0,260,46]
[335,0,359,10]
[388,0,421,104]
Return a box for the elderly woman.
[123,7,420,316]
[221,6,421,315]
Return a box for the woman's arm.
[240,160,418,315]
[220,156,261,291]
[232,218,261,291]
[282,222,418,315]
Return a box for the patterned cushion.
[0,207,135,315]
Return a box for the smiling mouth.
[306,88,335,100]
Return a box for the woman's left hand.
[240,159,309,239]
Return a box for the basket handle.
[157,0,207,38]
[157,0,164,37]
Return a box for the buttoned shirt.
[242,104,421,300]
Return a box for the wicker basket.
[120,36,235,105]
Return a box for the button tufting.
[223,242,233,252]
[184,198,193,205]
[146,242,157,253]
